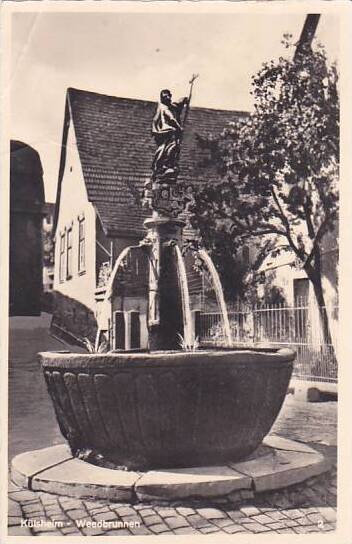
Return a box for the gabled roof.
[55,87,247,237]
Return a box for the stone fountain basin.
[39,347,295,470]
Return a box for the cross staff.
[181,73,199,139]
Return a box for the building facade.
[10,141,45,316]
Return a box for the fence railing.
[198,300,338,383]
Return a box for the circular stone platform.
[11,436,331,503]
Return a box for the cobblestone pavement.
[8,468,337,536]
[8,397,337,537]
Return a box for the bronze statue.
[151,89,188,181]
[144,77,198,215]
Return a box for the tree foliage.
[189,37,339,343]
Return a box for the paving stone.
[187,513,212,529]
[79,525,107,536]
[134,504,152,511]
[321,523,335,532]
[135,465,251,501]
[307,512,326,524]
[8,489,39,503]
[58,497,84,510]
[267,521,290,530]
[294,516,313,526]
[43,505,63,516]
[93,510,118,522]
[237,449,330,493]
[149,522,171,534]
[282,519,299,528]
[67,508,89,521]
[281,508,303,519]
[212,517,235,528]
[226,509,245,521]
[252,513,275,524]
[8,498,22,517]
[196,507,226,520]
[111,505,136,517]
[303,506,319,514]
[8,516,23,526]
[83,499,105,509]
[223,524,248,534]
[294,525,319,533]
[11,445,72,488]
[242,522,271,533]
[143,514,163,526]
[317,506,337,523]
[277,528,296,534]
[38,493,59,505]
[31,457,138,501]
[129,525,152,535]
[165,516,189,529]
[138,508,157,518]
[240,505,261,517]
[8,480,21,493]
[22,503,45,515]
[32,523,62,534]
[173,526,199,534]
[200,525,221,533]
[120,515,143,528]
[264,435,319,455]
[89,505,111,515]
[175,506,195,516]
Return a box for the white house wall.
[54,118,96,312]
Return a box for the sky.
[10,10,339,202]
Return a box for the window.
[66,227,73,279]
[78,217,85,273]
[59,232,65,282]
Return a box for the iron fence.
[198,299,338,383]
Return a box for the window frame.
[66,225,73,280]
[59,231,66,283]
[78,215,86,275]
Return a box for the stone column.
[144,214,186,351]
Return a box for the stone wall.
[51,291,97,346]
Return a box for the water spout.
[95,245,133,351]
[174,245,194,348]
[198,249,232,346]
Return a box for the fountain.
[38,86,296,472]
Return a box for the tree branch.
[270,186,305,260]
[304,213,333,268]
[303,179,316,240]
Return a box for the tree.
[190,37,339,347]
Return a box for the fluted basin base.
[39,348,295,470]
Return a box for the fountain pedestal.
[143,214,187,351]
